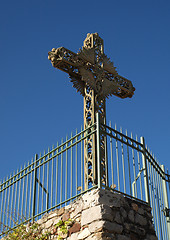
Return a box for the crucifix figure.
[48,33,135,190]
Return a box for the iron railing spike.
[115,123,117,130]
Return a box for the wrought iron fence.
[0,114,170,239]
[0,123,97,237]
[101,122,170,240]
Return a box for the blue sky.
[0,0,170,180]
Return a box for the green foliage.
[5,222,51,240]
[55,218,73,240]
[3,216,74,240]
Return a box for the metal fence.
[102,123,170,240]
[0,115,170,239]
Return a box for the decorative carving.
[48,33,135,189]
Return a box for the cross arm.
[48,46,135,99]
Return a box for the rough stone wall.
[3,189,158,240]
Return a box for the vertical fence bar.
[37,154,41,217]
[28,160,33,219]
[60,139,63,205]
[14,170,19,221]
[136,135,143,200]
[96,113,101,188]
[71,133,73,199]
[121,128,126,193]
[115,124,120,191]
[21,165,26,220]
[126,130,132,196]
[161,165,170,240]
[25,164,29,219]
[6,174,11,229]
[109,122,114,189]
[32,154,38,220]
[157,164,166,240]
[51,147,54,208]
[17,168,22,223]
[42,151,45,215]
[56,143,59,205]
[2,177,7,232]
[140,137,150,205]
[81,126,83,192]
[65,137,68,203]
[0,179,5,231]
[76,129,78,196]
[10,174,15,228]
[46,148,50,211]
[131,133,137,198]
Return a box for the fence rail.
[0,115,170,239]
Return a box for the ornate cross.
[48,33,135,189]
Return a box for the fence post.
[32,154,38,220]
[96,112,102,188]
[140,137,150,205]
[161,165,170,239]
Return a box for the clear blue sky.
[0,0,170,180]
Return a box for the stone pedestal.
[35,189,158,239]
[3,189,158,240]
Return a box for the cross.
[48,33,135,190]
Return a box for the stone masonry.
[3,189,158,240]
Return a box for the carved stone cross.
[48,33,135,189]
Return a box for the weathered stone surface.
[88,220,105,233]
[58,207,65,216]
[114,211,122,224]
[86,232,103,240]
[98,189,122,208]
[81,204,113,226]
[104,221,123,234]
[146,234,158,240]
[120,207,127,219]
[62,212,70,221]
[68,232,79,240]
[128,210,135,222]
[68,222,81,235]
[138,207,144,215]
[44,218,53,229]
[82,189,99,209]
[78,227,91,239]
[117,235,131,240]
[70,202,83,219]
[53,216,62,225]
[5,188,158,240]
[131,202,139,212]
[48,212,58,219]
[135,213,147,226]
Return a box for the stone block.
[120,207,127,219]
[68,222,81,235]
[68,232,79,240]
[47,212,58,220]
[117,235,131,240]
[128,210,135,222]
[81,204,113,226]
[58,207,65,216]
[78,227,91,239]
[135,213,147,226]
[146,234,158,240]
[104,221,123,234]
[131,202,139,212]
[114,211,122,224]
[88,220,105,233]
[44,218,54,229]
[62,212,70,221]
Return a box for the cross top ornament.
[48,33,135,189]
